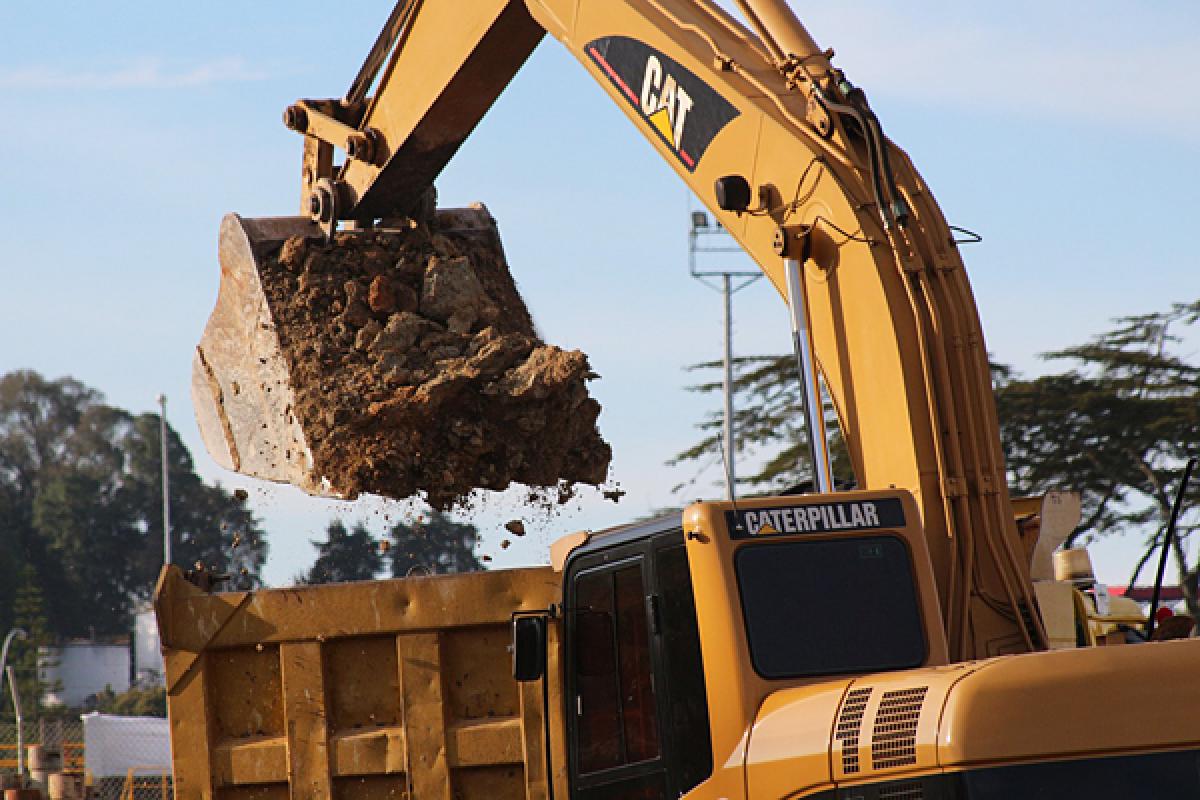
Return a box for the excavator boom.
[194,0,1043,661]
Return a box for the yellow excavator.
[160,1,1200,798]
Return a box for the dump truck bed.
[154,566,566,799]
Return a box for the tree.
[0,565,54,717]
[668,355,852,496]
[388,512,483,577]
[996,301,1200,613]
[302,520,383,584]
[674,301,1200,612]
[87,686,166,717]
[0,370,267,638]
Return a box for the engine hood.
[746,640,1200,797]
[939,638,1200,766]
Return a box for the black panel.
[808,749,1200,799]
[960,747,1200,798]
[655,543,713,794]
[735,536,926,678]
[585,35,739,172]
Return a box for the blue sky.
[2,1,1197,586]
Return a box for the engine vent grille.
[880,780,925,800]
[834,687,873,774]
[871,686,928,769]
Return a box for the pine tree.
[302,521,383,584]
[997,301,1200,613]
[667,354,851,495]
[389,512,483,577]
[2,565,53,716]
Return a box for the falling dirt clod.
[239,207,611,509]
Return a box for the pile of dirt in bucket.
[257,206,611,509]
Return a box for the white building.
[39,642,130,708]
[133,605,164,686]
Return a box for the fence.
[0,715,171,800]
[0,716,84,774]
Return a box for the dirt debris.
[602,485,626,503]
[504,519,526,537]
[258,211,611,509]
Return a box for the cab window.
[574,563,659,774]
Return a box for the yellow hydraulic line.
[893,153,1046,649]
[894,155,1044,653]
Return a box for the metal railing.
[119,766,172,800]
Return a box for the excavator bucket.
[191,210,611,506]
[192,214,334,496]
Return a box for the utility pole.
[158,394,172,567]
[688,210,761,500]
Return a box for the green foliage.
[0,370,268,640]
[87,685,167,717]
[0,565,54,717]
[296,512,484,584]
[388,511,483,577]
[996,301,1200,612]
[668,355,852,495]
[301,521,383,584]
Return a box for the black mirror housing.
[714,174,752,212]
[512,615,547,682]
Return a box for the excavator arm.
[222,0,1046,661]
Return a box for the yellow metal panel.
[212,739,289,786]
[450,766,526,800]
[281,642,333,799]
[216,786,289,800]
[544,618,569,798]
[164,658,215,800]
[518,679,548,800]
[446,718,523,767]
[398,632,452,799]
[331,774,409,800]
[326,636,403,729]
[441,626,518,720]
[745,680,850,797]
[330,728,407,777]
[834,666,974,784]
[162,570,559,652]
[158,566,562,800]
[939,641,1200,766]
[346,0,544,218]
[682,489,946,788]
[1032,581,1078,650]
[208,646,285,740]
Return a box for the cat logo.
[586,36,739,173]
[640,54,693,156]
[724,497,908,540]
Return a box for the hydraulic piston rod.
[785,258,833,493]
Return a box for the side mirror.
[512,615,547,682]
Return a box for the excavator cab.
[517,489,946,799]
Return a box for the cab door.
[565,533,712,799]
